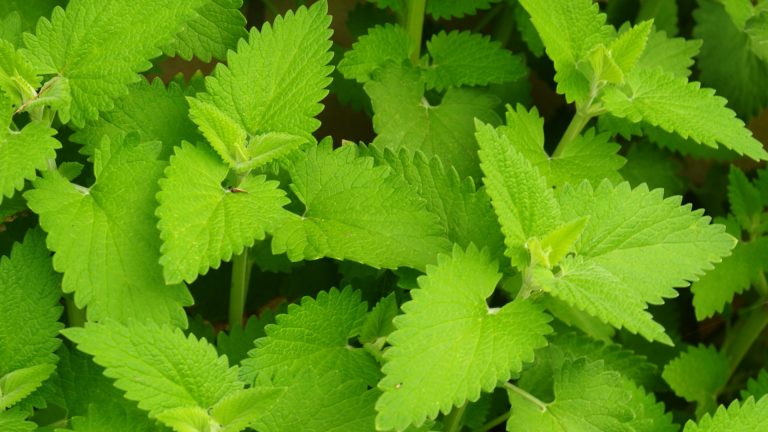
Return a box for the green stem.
[552,110,591,158]
[444,402,467,432]
[755,271,768,298]
[475,411,511,432]
[504,382,547,412]
[405,0,427,64]
[722,302,768,378]
[65,295,85,327]
[491,4,516,48]
[229,248,251,329]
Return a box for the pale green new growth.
[601,67,768,160]
[63,321,247,427]
[691,239,768,320]
[156,142,289,284]
[0,96,60,204]
[0,39,39,106]
[187,97,248,166]
[161,0,247,62]
[22,0,211,126]
[240,287,380,386]
[198,1,332,141]
[476,120,561,268]
[662,345,729,414]
[508,359,674,432]
[365,64,500,178]
[0,230,62,380]
[683,396,768,431]
[608,20,653,78]
[338,24,410,83]
[25,139,192,326]
[376,245,552,431]
[424,30,526,91]
[272,143,450,270]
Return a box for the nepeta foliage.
[2,0,768,431]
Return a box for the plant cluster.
[2,0,768,431]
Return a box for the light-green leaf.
[376,245,552,431]
[0,363,56,411]
[161,0,247,62]
[338,24,410,83]
[25,138,192,325]
[663,345,729,415]
[683,396,768,431]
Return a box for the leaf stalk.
[228,247,251,329]
[405,0,427,63]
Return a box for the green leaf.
[272,143,450,270]
[359,293,398,344]
[746,12,768,61]
[217,313,275,366]
[517,0,614,101]
[637,30,700,78]
[0,39,40,106]
[156,142,289,284]
[663,345,729,415]
[609,20,653,76]
[742,370,768,400]
[63,320,243,418]
[62,401,158,432]
[508,358,674,432]
[210,387,283,432]
[161,0,247,62]
[0,229,62,375]
[426,0,501,19]
[0,1,64,35]
[375,245,552,431]
[365,63,501,179]
[694,0,768,118]
[69,78,200,159]
[0,408,36,432]
[372,147,505,259]
[199,1,333,141]
[620,144,685,196]
[253,369,378,432]
[728,166,762,232]
[476,120,561,268]
[424,30,526,91]
[638,0,679,35]
[25,138,192,325]
[539,217,590,268]
[22,0,211,126]
[240,287,380,386]
[187,97,249,166]
[0,363,55,411]
[0,100,60,205]
[338,24,410,83]
[602,67,767,160]
[683,396,768,431]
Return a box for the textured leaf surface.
[518,0,614,101]
[198,1,332,140]
[0,363,56,410]
[254,369,378,432]
[161,0,246,62]
[683,396,768,431]
[22,0,209,126]
[0,229,62,376]
[338,24,409,83]
[0,408,35,432]
[64,400,164,432]
[691,238,768,320]
[601,67,768,160]
[272,143,450,270]
[476,121,561,267]
[637,30,700,78]
[241,287,379,386]
[156,142,289,284]
[424,30,526,91]
[508,358,674,432]
[376,245,552,431]
[662,345,729,409]
[63,320,243,418]
[70,79,199,159]
[366,64,500,178]
[25,139,192,325]
[0,101,60,204]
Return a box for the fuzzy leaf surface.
[601,67,768,160]
[366,64,500,178]
[63,321,243,418]
[25,139,192,325]
[161,0,246,62]
[22,0,210,126]
[424,30,526,91]
[683,396,768,431]
[0,363,56,410]
[241,287,379,386]
[637,30,700,78]
[376,245,552,431]
[338,24,410,83]
[272,143,450,270]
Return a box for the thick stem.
[65,295,85,327]
[475,411,511,432]
[405,0,427,64]
[504,382,547,412]
[723,302,768,378]
[444,402,467,432]
[229,248,251,329]
[552,110,591,158]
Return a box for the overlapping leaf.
[25,138,192,325]
[376,245,552,431]
[338,24,410,83]
[683,396,768,431]
[663,345,729,415]
[426,0,501,19]
[742,370,768,400]
[161,0,247,62]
